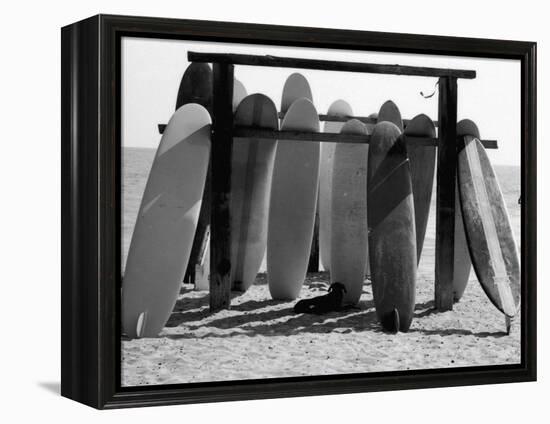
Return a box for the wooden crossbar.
[285,113,439,127]
[157,123,497,149]
[159,114,440,132]
[232,127,498,148]
[188,52,476,79]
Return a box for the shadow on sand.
[163,276,506,340]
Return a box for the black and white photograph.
[120,36,523,386]
[3,0,545,420]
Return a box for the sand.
[121,271,520,386]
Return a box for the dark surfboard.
[378,100,403,132]
[457,123,520,317]
[175,63,213,110]
[368,122,416,332]
[230,94,278,292]
[451,119,479,301]
[404,114,436,263]
[177,64,213,285]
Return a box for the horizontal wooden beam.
[157,124,497,148]
[234,127,372,144]
[159,113,441,134]
[233,127,497,148]
[279,112,440,127]
[188,51,476,79]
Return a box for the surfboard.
[319,100,353,272]
[176,64,213,288]
[404,114,436,263]
[330,119,369,305]
[378,100,403,132]
[453,184,471,302]
[368,121,416,332]
[267,98,320,300]
[122,103,211,338]
[278,73,320,273]
[176,63,212,110]
[233,79,248,111]
[230,93,279,292]
[365,112,378,134]
[457,122,520,317]
[451,119,479,302]
[280,73,313,115]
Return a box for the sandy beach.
[121,147,521,387]
[122,270,520,386]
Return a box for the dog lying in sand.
[293,282,347,314]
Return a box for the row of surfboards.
[121,63,520,338]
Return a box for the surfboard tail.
[136,311,148,339]
[393,308,400,334]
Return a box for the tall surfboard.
[279,73,320,272]
[176,64,213,287]
[232,79,248,111]
[122,104,211,338]
[319,100,353,272]
[404,114,436,262]
[331,119,369,305]
[378,100,403,132]
[368,122,416,332]
[268,98,320,299]
[452,120,478,302]
[230,94,279,292]
[175,63,212,110]
[453,184,471,302]
[457,120,520,317]
[280,73,313,115]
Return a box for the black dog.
[293,283,347,314]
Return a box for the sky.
[122,37,521,166]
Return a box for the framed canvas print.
[61,14,536,409]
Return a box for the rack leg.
[435,76,458,311]
[209,63,234,312]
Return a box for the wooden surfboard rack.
[182,51,498,313]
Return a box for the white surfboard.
[319,100,353,273]
[122,104,211,338]
[232,79,248,111]
[267,98,320,299]
[330,119,369,305]
[230,93,279,292]
[280,73,313,115]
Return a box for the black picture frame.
[61,14,537,409]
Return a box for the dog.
[293,282,347,314]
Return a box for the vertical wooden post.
[435,76,458,311]
[209,63,234,312]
